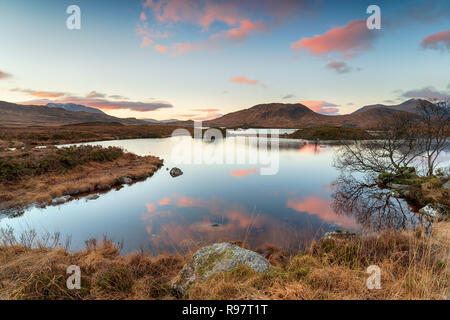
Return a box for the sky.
[0,0,449,120]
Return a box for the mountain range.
[0,99,430,128]
[203,99,429,128]
[0,101,146,126]
[46,103,106,115]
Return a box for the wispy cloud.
[10,88,69,98]
[138,0,305,55]
[421,29,450,51]
[325,61,357,74]
[86,91,106,98]
[401,86,450,100]
[0,69,12,79]
[13,88,173,112]
[230,76,267,88]
[291,19,379,59]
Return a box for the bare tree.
[416,99,450,176]
[331,175,430,231]
[335,112,423,175]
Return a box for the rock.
[118,177,133,184]
[95,184,111,191]
[323,230,356,240]
[65,189,80,196]
[85,194,100,201]
[51,195,71,205]
[210,223,221,227]
[442,180,450,190]
[419,203,449,221]
[10,210,24,218]
[172,243,271,295]
[170,167,183,178]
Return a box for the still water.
[0,136,421,254]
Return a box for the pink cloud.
[225,19,265,42]
[10,88,68,98]
[229,76,267,88]
[299,100,340,114]
[158,197,171,206]
[172,42,199,55]
[291,19,378,58]
[154,44,168,53]
[421,29,450,51]
[230,168,258,178]
[138,0,305,54]
[140,12,147,21]
[136,22,168,48]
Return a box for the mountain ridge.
[46,102,106,115]
[203,101,420,129]
[0,101,147,126]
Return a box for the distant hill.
[46,103,106,115]
[0,101,147,126]
[351,98,432,115]
[142,118,180,124]
[204,103,413,129]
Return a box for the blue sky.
[0,0,449,120]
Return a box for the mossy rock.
[172,243,271,295]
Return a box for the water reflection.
[331,175,428,232]
[0,137,421,255]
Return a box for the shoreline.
[0,146,164,215]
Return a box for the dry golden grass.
[0,147,163,211]
[0,228,448,300]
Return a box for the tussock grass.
[0,145,124,183]
[0,146,163,211]
[0,228,448,300]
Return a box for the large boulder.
[173,243,271,295]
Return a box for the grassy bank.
[0,229,448,300]
[0,123,193,148]
[0,145,163,211]
[286,127,373,140]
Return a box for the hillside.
[46,103,106,115]
[352,98,432,114]
[0,101,146,126]
[204,103,413,129]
